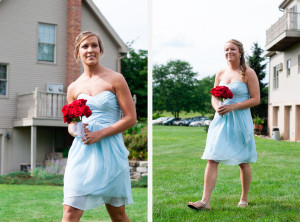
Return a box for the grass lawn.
[153,125,300,222]
[0,185,147,222]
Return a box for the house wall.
[268,42,300,141]
[0,0,67,129]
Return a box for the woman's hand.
[82,125,102,145]
[217,104,235,116]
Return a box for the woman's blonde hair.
[73,31,104,62]
[226,39,247,83]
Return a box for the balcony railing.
[17,88,67,119]
[266,12,300,51]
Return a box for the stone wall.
[129,160,148,180]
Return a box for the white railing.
[266,12,300,45]
[17,88,67,119]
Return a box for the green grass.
[153,125,300,222]
[0,185,147,222]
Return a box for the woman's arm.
[218,68,260,116]
[66,83,77,137]
[211,69,224,111]
[83,74,137,144]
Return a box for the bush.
[253,115,264,125]
[152,112,163,120]
[0,171,63,186]
[124,125,147,160]
[131,176,147,188]
[124,121,146,135]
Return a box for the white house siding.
[268,42,300,141]
[0,0,67,129]
[81,2,119,72]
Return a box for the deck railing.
[17,88,67,119]
[266,12,300,45]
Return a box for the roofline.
[265,51,276,57]
[85,0,128,53]
[279,0,292,9]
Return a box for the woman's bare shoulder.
[216,68,226,79]
[245,67,257,81]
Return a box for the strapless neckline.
[220,80,247,86]
[77,91,115,99]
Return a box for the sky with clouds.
[153,0,284,79]
[95,0,287,81]
[93,0,148,50]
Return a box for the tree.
[121,47,147,118]
[153,60,198,118]
[246,42,268,119]
[194,75,215,115]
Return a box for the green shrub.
[131,176,147,188]
[253,115,264,125]
[152,112,163,120]
[124,125,147,160]
[124,121,146,135]
[0,171,63,186]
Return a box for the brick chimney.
[66,0,81,89]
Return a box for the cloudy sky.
[153,0,284,79]
[93,0,148,50]
[95,0,287,81]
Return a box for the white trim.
[0,130,5,175]
[30,126,37,175]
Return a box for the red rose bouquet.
[62,99,92,139]
[210,86,233,116]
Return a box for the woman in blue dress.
[188,39,260,210]
[62,31,136,221]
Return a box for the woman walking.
[188,39,260,210]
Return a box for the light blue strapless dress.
[63,91,133,210]
[202,81,257,165]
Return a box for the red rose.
[72,99,87,107]
[62,104,73,123]
[73,106,83,118]
[82,105,92,118]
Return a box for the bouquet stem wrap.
[73,121,87,140]
[219,99,224,117]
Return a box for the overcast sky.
[153,0,284,80]
[93,0,148,50]
[94,0,287,81]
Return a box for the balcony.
[266,12,300,51]
[14,88,67,127]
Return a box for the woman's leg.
[189,160,219,207]
[105,204,130,222]
[62,205,83,222]
[239,163,252,203]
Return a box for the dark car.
[162,117,181,125]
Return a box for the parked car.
[162,117,181,125]
[189,116,209,127]
[152,117,169,125]
[189,120,205,127]
[173,118,190,126]
[204,119,212,126]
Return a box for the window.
[0,65,7,96]
[273,65,279,90]
[287,59,291,76]
[38,23,56,62]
